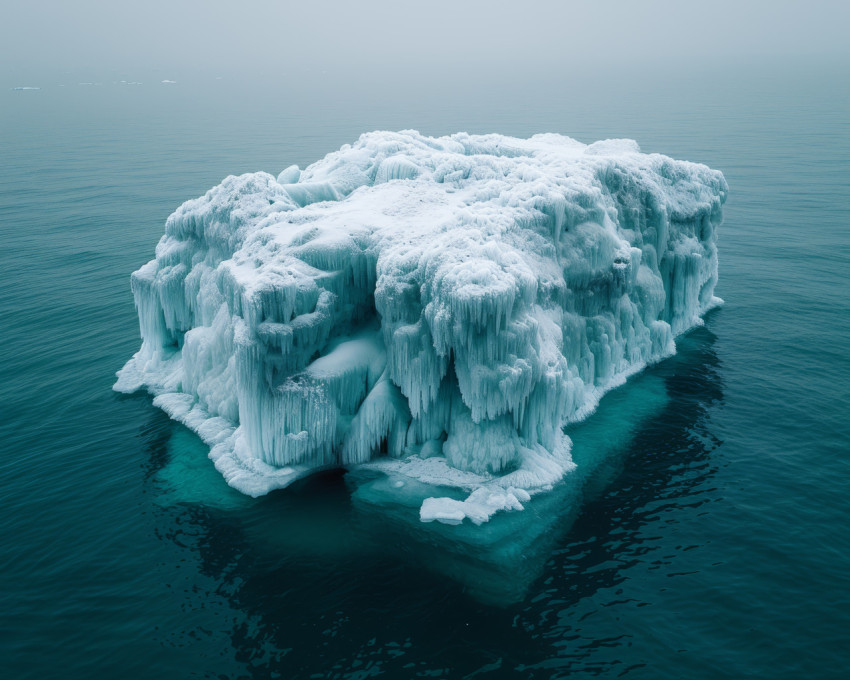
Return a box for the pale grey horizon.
[3,0,849,85]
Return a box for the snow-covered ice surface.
[116,130,726,527]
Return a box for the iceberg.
[116,130,726,527]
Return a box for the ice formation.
[116,130,726,525]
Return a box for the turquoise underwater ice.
[116,130,726,529]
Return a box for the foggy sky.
[3,0,848,83]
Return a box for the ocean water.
[1,62,848,679]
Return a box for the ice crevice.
[115,130,726,525]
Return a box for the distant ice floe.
[161,79,177,84]
[116,130,727,528]
[11,86,40,90]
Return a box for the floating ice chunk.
[116,130,726,525]
[421,486,530,525]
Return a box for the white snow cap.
[116,130,726,524]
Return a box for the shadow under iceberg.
[133,316,724,677]
[143,315,722,598]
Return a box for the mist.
[3,0,849,87]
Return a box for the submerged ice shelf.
[116,130,726,526]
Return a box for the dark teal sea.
[2,62,848,679]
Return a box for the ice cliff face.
[116,131,726,524]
